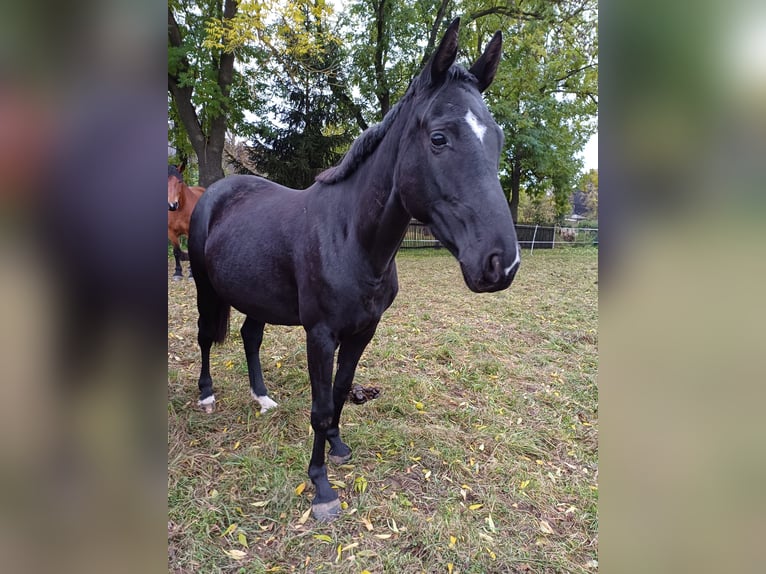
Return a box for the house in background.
[565,190,591,223]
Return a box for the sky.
[580,132,598,171]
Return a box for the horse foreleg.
[169,234,184,279]
[305,325,341,522]
[241,317,278,413]
[326,322,378,465]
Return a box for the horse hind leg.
[326,322,378,465]
[194,271,231,413]
[241,317,278,413]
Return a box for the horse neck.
[345,114,413,275]
[179,183,195,212]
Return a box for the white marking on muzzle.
[504,247,521,276]
[465,110,487,143]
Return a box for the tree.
[463,0,598,222]
[577,168,598,219]
[235,3,359,188]
[168,0,246,186]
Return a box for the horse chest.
[332,273,397,330]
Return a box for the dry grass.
[168,247,598,573]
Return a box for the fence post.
[531,224,539,254]
[552,225,556,249]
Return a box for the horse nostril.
[169,202,178,211]
[485,253,503,282]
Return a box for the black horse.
[189,19,520,522]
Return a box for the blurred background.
[600,0,766,572]
[0,0,167,572]
[0,0,764,572]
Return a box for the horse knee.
[311,409,333,431]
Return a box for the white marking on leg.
[198,394,216,413]
[465,110,487,143]
[504,246,521,276]
[251,389,278,413]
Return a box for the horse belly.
[206,253,301,325]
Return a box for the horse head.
[396,19,519,292]
[168,164,184,211]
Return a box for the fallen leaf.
[373,533,392,539]
[294,482,306,496]
[298,508,311,525]
[313,534,333,543]
[539,520,554,534]
[447,563,454,574]
[468,503,483,510]
[224,549,247,560]
[238,532,248,548]
[220,523,237,537]
[250,500,269,508]
[449,535,457,548]
[486,514,497,533]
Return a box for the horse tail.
[188,195,230,345]
[195,274,231,344]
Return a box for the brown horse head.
[168,164,185,211]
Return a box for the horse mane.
[315,66,477,185]
[168,164,184,181]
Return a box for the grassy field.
[168,247,598,573]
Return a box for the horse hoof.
[328,451,352,465]
[198,395,216,413]
[311,499,342,522]
[252,392,278,414]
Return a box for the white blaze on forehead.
[465,109,487,143]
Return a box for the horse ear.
[469,31,503,93]
[428,18,460,87]
[178,159,187,174]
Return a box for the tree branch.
[419,0,451,67]
[168,7,205,151]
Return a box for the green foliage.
[517,189,557,225]
[228,2,359,188]
[476,0,598,220]
[577,168,599,220]
[168,0,597,206]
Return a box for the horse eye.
[430,132,448,147]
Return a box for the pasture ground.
[168,248,598,573]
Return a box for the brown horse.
[168,164,204,279]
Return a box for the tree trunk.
[373,0,390,118]
[509,157,521,223]
[420,0,451,66]
[168,0,237,188]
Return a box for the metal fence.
[400,220,598,251]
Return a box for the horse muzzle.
[168,201,179,211]
[461,248,520,293]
